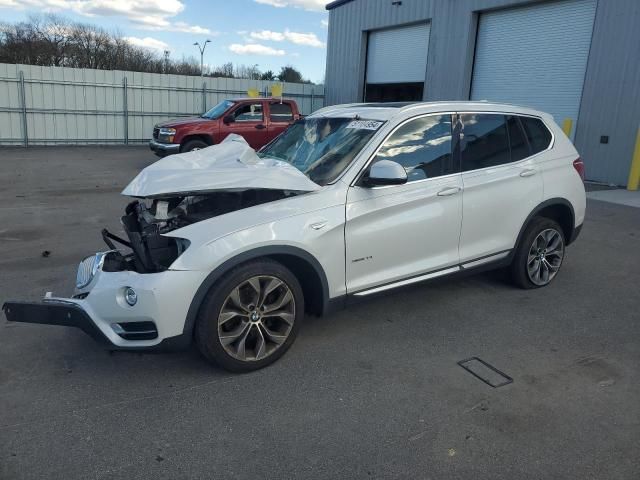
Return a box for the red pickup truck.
[149,97,301,156]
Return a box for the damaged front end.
[101,189,294,274]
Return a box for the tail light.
[573,157,585,181]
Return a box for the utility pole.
[193,40,211,77]
[163,50,170,73]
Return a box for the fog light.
[124,287,137,306]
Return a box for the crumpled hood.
[123,134,321,198]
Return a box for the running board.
[352,250,511,297]
[353,266,460,296]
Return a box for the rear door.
[222,101,268,148]
[457,113,544,264]
[266,101,295,142]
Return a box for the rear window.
[521,117,552,155]
[460,114,511,171]
[270,102,294,122]
[507,115,530,162]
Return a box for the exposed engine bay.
[102,189,293,274]
[97,134,320,275]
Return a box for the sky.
[0,0,333,83]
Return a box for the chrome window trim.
[353,170,461,191]
[346,110,555,187]
[349,111,458,188]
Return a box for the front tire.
[195,259,304,372]
[181,138,208,153]
[511,217,566,289]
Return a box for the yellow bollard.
[562,118,573,138]
[627,126,640,191]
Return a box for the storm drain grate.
[458,357,513,388]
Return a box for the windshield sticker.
[345,120,383,130]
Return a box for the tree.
[210,62,234,78]
[277,65,305,83]
[260,70,276,81]
[0,15,313,81]
[0,15,200,74]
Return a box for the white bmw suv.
[3,102,586,371]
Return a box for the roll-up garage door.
[365,23,430,102]
[367,23,430,84]
[471,0,596,139]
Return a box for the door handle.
[437,186,462,197]
[255,124,266,130]
[520,168,537,177]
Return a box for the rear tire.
[195,259,304,372]
[511,217,566,289]
[181,139,208,153]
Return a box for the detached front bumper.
[149,139,180,156]
[2,262,209,351]
[3,300,113,345]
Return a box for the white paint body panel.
[459,156,543,262]
[166,184,349,299]
[345,175,463,292]
[49,269,210,347]
[537,118,587,227]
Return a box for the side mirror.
[223,115,234,125]
[364,160,407,186]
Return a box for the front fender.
[169,202,346,293]
[179,245,332,340]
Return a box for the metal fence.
[0,63,325,146]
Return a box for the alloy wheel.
[217,275,295,362]
[527,228,564,286]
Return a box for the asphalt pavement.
[1,146,639,479]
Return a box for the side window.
[520,117,552,155]
[507,115,530,162]
[233,103,263,122]
[270,102,294,122]
[460,114,510,171]
[373,114,454,182]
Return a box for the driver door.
[221,102,267,148]
[345,114,463,294]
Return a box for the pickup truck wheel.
[195,259,304,372]
[511,217,565,289]
[181,139,208,153]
